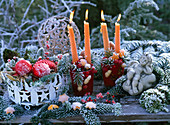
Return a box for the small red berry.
[46,57,49,60]
[77,64,82,68]
[46,44,50,49]
[106,99,108,102]
[89,97,91,100]
[92,66,95,70]
[13,56,17,60]
[112,100,116,104]
[94,99,96,102]
[87,99,89,102]
[85,101,87,103]
[7,59,11,62]
[112,95,115,98]
[46,41,49,43]
[38,57,42,61]
[57,54,63,60]
[86,71,89,75]
[108,101,111,103]
[45,52,49,55]
[83,85,88,89]
[107,92,110,95]
[93,70,97,73]
[55,61,58,65]
[118,60,123,65]
[101,96,103,98]
[81,99,85,103]
[114,59,118,64]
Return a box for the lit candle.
[115,14,121,53]
[68,11,79,63]
[84,9,91,63]
[101,10,110,55]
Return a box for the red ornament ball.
[15,60,32,76]
[36,59,56,69]
[33,63,51,78]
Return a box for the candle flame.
[85,9,88,20]
[69,10,75,23]
[117,14,121,22]
[101,10,105,22]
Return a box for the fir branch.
[94,103,122,116]
[80,107,101,125]
[73,71,84,86]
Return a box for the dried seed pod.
[121,63,126,68]
[84,75,91,84]
[105,70,112,78]
[77,86,82,91]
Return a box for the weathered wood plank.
[0,104,169,123]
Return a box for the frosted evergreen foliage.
[0,96,24,121]
[139,85,169,113]
[68,96,82,102]
[58,53,72,75]
[31,100,122,124]
[80,107,101,125]
[94,103,122,116]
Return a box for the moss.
[3,49,19,63]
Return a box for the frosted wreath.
[38,16,81,55]
[5,73,62,110]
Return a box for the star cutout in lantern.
[58,93,69,103]
[39,91,49,102]
[21,92,29,102]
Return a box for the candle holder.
[70,69,94,96]
[101,50,125,87]
[70,59,97,96]
[101,59,124,87]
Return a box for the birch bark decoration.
[38,16,81,55]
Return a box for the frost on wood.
[38,16,80,55]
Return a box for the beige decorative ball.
[38,16,81,55]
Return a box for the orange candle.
[68,11,79,63]
[84,9,91,63]
[115,14,121,53]
[101,10,110,54]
